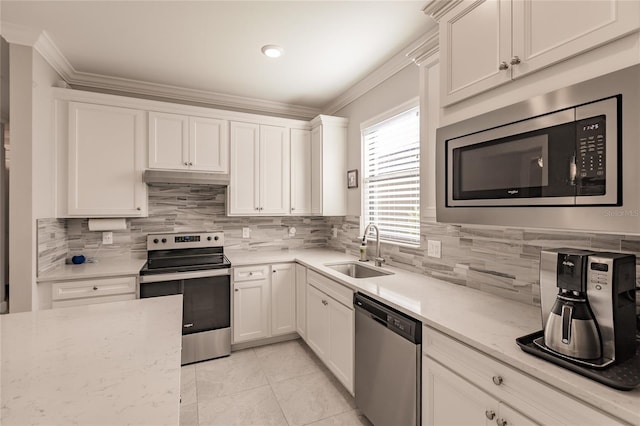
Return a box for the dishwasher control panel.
[354,292,421,344]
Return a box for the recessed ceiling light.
[261,45,284,58]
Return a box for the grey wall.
[334,64,420,217]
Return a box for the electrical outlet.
[242,227,250,239]
[288,227,296,237]
[332,228,338,238]
[427,240,441,258]
[102,231,113,245]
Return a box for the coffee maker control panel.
[589,262,609,289]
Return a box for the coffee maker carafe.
[543,251,601,360]
[539,249,637,368]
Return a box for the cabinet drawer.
[234,265,269,282]
[51,276,136,302]
[423,326,623,425]
[307,270,353,308]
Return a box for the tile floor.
[180,338,372,426]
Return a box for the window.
[362,105,420,246]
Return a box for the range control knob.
[207,236,212,241]
[161,238,167,243]
[153,238,159,244]
[214,236,219,241]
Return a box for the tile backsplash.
[37,184,336,274]
[38,189,640,314]
[328,216,640,311]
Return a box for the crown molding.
[1,22,321,119]
[1,21,41,46]
[406,31,439,67]
[422,0,464,22]
[322,29,438,115]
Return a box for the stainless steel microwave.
[447,96,619,207]
[436,65,640,234]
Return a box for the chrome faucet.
[362,223,385,267]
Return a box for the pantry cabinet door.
[229,122,260,215]
[148,112,189,170]
[68,102,146,217]
[260,125,290,215]
[439,0,512,105]
[189,116,229,173]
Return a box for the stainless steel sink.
[324,261,393,279]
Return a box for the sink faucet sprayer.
[361,224,385,267]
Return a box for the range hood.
[143,170,229,186]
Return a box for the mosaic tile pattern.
[61,184,335,261]
[36,218,67,274]
[328,216,640,311]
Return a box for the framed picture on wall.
[347,169,358,189]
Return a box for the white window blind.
[363,106,420,245]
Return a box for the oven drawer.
[51,276,136,308]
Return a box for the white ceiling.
[1,1,435,118]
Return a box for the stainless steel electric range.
[139,231,231,365]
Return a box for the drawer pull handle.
[496,419,507,426]
[485,410,495,420]
[93,286,98,291]
[183,323,194,328]
[492,376,503,386]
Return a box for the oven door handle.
[140,268,230,283]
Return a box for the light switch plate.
[288,227,296,237]
[102,231,113,245]
[427,240,441,258]
[242,227,250,239]
[332,228,338,238]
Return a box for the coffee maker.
[539,248,636,368]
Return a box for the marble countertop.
[227,249,640,425]
[0,295,183,426]
[37,256,147,282]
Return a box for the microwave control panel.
[576,115,606,195]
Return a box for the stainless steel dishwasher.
[354,292,422,426]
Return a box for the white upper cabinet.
[310,115,348,216]
[66,102,147,217]
[228,122,290,216]
[435,0,640,105]
[149,111,228,173]
[290,128,312,215]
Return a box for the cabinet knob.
[485,410,495,420]
[273,270,276,273]
[322,299,328,306]
[496,419,507,426]
[184,162,189,166]
[136,207,141,211]
[492,376,503,386]
[188,162,193,166]
[249,272,253,276]
[498,61,509,71]
[255,207,259,210]
[510,56,521,65]
[291,207,295,211]
[93,286,98,291]
[234,289,238,292]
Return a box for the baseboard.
[231,332,300,351]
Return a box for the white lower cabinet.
[422,326,624,426]
[233,263,296,344]
[305,270,354,394]
[233,265,270,343]
[424,357,536,426]
[51,276,136,309]
[271,263,296,336]
[295,264,307,338]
